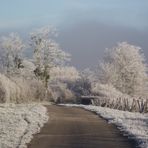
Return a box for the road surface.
[28,105,136,148]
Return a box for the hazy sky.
[0,0,148,69]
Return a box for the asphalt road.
[28,105,136,148]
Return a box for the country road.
[28,105,135,148]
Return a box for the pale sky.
[0,0,148,69]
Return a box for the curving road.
[28,105,136,148]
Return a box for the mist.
[58,22,148,69]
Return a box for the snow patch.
[0,104,48,148]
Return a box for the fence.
[89,96,148,113]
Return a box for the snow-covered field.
[0,103,49,148]
[63,104,148,148]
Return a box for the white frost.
[0,104,48,148]
[63,104,148,148]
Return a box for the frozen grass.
[63,104,148,148]
[0,103,49,148]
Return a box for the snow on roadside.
[63,104,148,148]
[0,103,49,148]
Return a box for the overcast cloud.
[0,0,147,69]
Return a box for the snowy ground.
[63,104,148,148]
[0,103,49,148]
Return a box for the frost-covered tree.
[50,66,80,82]
[99,42,148,97]
[65,70,92,98]
[30,26,70,87]
[20,59,36,78]
[81,68,97,85]
[0,33,25,75]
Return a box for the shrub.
[49,82,76,103]
[91,83,128,99]
[0,73,52,103]
[0,74,20,103]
